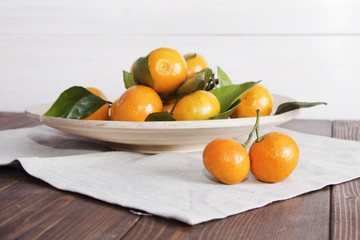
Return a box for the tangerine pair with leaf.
[203,109,299,184]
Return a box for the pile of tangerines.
[84,47,273,122]
[52,47,300,184]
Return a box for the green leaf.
[209,99,241,120]
[44,86,108,119]
[176,72,206,97]
[217,66,232,87]
[210,81,260,113]
[176,68,214,97]
[123,71,138,89]
[133,55,153,88]
[145,111,176,121]
[275,102,327,115]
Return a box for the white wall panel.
[1,35,358,119]
[1,0,360,119]
[1,0,360,35]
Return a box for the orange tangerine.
[133,48,187,94]
[203,138,250,184]
[231,85,273,118]
[111,85,163,122]
[184,53,208,78]
[249,132,299,183]
[172,90,220,121]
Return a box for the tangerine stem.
[255,109,263,143]
[169,98,181,115]
[243,109,261,148]
[184,53,197,61]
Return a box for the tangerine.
[172,90,220,121]
[184,53,208,78]
[231,85,273,118]
[203,138,250,184]
[81,87,109,121]
[133,48,187,94]
[249,132,299,183]
[162,98,177,113]
[130,59,136,73]
[111,85,163,121]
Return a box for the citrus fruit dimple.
[111,85,163,122]
[172,90,220,121]
[203,138,250,184]
[249,132,299,183]
[231,84,273,118]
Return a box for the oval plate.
[25,94,299,153]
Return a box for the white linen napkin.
[1,125,360,225]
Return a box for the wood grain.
[280,119,332,137]
[331,120,360,240]
[332,120,360,141]
[0,175,142,240]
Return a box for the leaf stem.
[243,109,261,148]
[169,98,181,115]
[184,53,197,61]
[255,109,263,142]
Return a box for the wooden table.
[0,112,359,240]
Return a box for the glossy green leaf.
[123,71,138,89]
[176,68,214,97]
[145,111,176,121]
[275,102,327,115]
[209,99,241,120]
[210,81,260,113]
[133,55,153,88]
[44,86,108,119]
[217,66,232,87]
[176,72,206,97]
[202,68,218,91]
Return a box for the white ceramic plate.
[25,94,299,153]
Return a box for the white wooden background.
[1,0,359,119]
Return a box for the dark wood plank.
[0,178,19,192]
[332,120,360,141]
[0,176,141,240]
[331,120,360,240]
[280,119,332,137]
[123,119,332,239]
